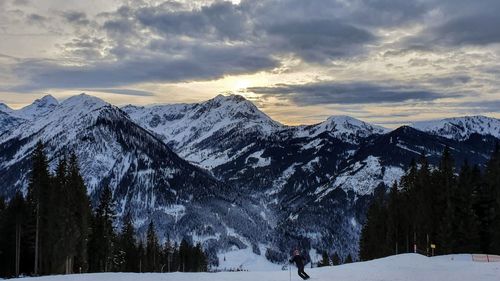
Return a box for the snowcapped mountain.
[292,115,388,143]
[6,95,59,120]
[0,95,59,137]
[0,102,13,114]
[0,111,23,137]
[123,94,282,169]
[0,93,498,264]
[411,115,500,140]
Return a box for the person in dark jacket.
[289,249,310,280]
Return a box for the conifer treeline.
[359,145,500,261]
[0,142,207,278]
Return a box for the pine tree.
[12,192,27,277]
[359,184,388,261]
[474,167,495,253]
[171,242,180,272]
[137,240,145,273]
[49,155,70,274]
[145,221,160,272]
[194,243,207,272]
[318,251,330,267]
[415,154,434,254]
[344,254,353,264]
[67,152,91,273]
[331,252,341,266]
[451,161,480,253]
[436,147,456,254]
[26,142,52,275]
[178,239,189,272]
[119,212,138,272]
[386,181,402,255]
[486,144,500,253]
[88,185,116,272]
[163,235,175,272]
[399,159,418,254]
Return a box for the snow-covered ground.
[216,247,283,271]
[12,254,500,281]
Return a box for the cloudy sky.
[0,0,499,127]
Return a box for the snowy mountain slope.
[0,111,24,137]
[209,127,382,260]
[0,94,272,258]
[0,102,13,114]
[5,95,59,121]
[411,115,500,140]
[0,95,58,137]
[292,115,388,143]
[11,254,500,279]
[123,95,283,169]
[317,155,405,197]
[307,125,499,207]
[351,126,498,169]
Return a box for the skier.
[289,249,310,280]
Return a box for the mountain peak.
[291,115,387,143]
[0,102,12,113]
[207,94,252,108]
[410,115,500,140]
[318,115,387,135]
[13,94,59,120]
[33,95,58,107]
[324,115,366,125]
[198,94,280,126]
[61,93,108,109]
[211,94,247,103]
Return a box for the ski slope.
[12,254,500,281]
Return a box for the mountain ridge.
[3,94,499,140]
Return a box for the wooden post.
[426,234,429,256]
[413,231,417,253]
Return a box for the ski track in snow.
[11,254,500,281]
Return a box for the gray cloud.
[133,1,249,40]
[61,35,106,61]
[8,42,278,91]
[455,100,500,113]
[426,75,472,87]
[404,0,500,47]
[62,11,90,25]
[12,0,30,6]
[266,19,375,62]
[83,88,155,97]
[27,13,47,25]
[248,81,462,106]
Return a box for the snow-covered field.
[12,254,500,281]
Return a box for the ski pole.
[289,263,291,281]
